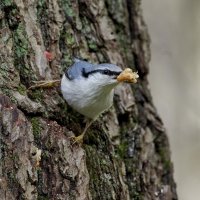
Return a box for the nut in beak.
[117,68,139,83]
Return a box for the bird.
[61,58,139,144]
[29,58,138,144]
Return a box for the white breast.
[61,74,116,120]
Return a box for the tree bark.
[0,0,177,199]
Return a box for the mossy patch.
[1,87,17,104]
[58,0,75,18]
[29,89,44,102]
[13,22,36,85]
[17,84,27,95]
[116,142,128,158]
[31,117,42,142]
[2,0,13,7]
[13,23,28,58]
[158,147,171,172]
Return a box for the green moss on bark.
[13,23,36,85]
[31,117,42,142]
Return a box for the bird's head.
[65,59,138,91]
[82,63,123,88]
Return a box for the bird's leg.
[70,120,94,145]
[28,80,60,90]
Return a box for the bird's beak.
[117,68,139,83]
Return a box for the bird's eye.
[103,69,110,75]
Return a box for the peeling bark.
[0,0,177,199]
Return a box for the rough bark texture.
[0,0,177,199]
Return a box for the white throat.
[61,74,118,119]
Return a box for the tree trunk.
[0,0,177,199]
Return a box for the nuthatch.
[29,59,138,144]
[61,59,138,144]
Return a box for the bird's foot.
[69,134,84,145]
[28,80,60,90]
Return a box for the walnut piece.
[117,68,139,83]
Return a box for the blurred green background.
[142,1,200,199]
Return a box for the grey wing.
[65,59,94,80]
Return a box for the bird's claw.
[28,80,60,90]
[69,134,84,145]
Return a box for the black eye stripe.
[82,68,121,78]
